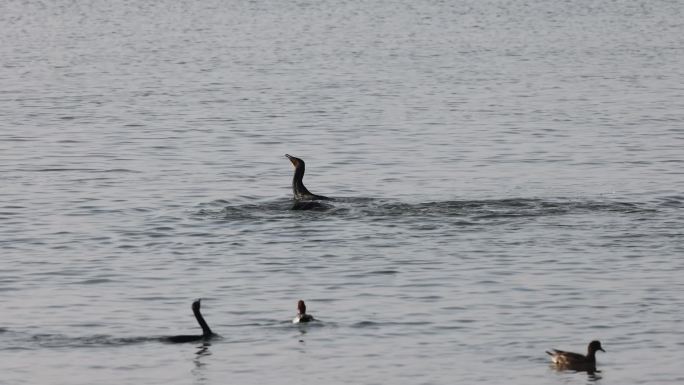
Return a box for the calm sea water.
[2,0,684,384]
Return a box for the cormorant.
[285,154,331,201]
[166,299,215,343]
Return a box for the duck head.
[589,340,605,353]
[298,300,307,315]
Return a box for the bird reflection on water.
[191,342,212,385]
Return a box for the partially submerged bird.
[166,299,215,343]
[292,300,315,324]
[285,154,331,201]
[546,340,605,372]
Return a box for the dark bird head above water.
[192,299,201,312]
[293,299,314,323]
[588,340,605,354]
[285,154,330,201]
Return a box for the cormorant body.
[166,299,215,343]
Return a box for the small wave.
[72,278,114,285]
[655,195,684,208]
[43,334,157,347]
[369,270,399,275]
[352,321,381,328]
[0,333,161,350]
[24,168,141,174]
[197,196,654,222]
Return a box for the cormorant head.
[297,300,307,315]
[588,340,605,353]
[285,154,304,169]
[192,299,201,312]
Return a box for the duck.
[292,300,315,324]
[546,340,605,372]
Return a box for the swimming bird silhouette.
[285,154,331,201]
[546,340,605,372]
[166,299,215,343]
[292,300,315,324]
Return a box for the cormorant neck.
[193,305,213,337]
[292,164,313,198]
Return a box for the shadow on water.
[195,196,656,223]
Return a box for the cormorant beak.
[599,347,606,352]
[285,154,298,167]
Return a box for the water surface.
[2,0,684,384]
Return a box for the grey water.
[1,0,684,384]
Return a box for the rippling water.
[2,0,684,384]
